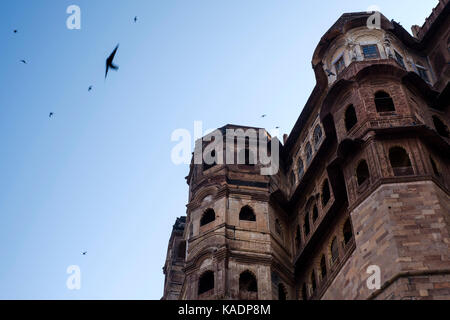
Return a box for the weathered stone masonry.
[163,1,450,300]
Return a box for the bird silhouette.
[105,44,119,79]
[261,114,267,118]
[49,112,54,118]
[134,16,138,23]
[13,29,18,33]
[82,251,87,256]
[325,69,335,77]
[20,60,27,64]
[88,85,93,92]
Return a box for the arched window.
[198,271,214,295]
[389,147,413,176]
[345,104,358,132]
[430,156,440,177]
[298,158,304,179]
[239,271,258,299]
[310,271,317,293]
[356,160,370,186]
[200,209,216,226]
[275,219,282,236]
[343,219,353,245]
[238,148,256,165]
[301,283,308,301]
[331,237,339,263]
[375,91,395,113]
[312,205,319,223]
[321,180,331,207]
[320,255,327,279]
[239,205,256,222]
[432,116,449,138]
[295,226,301,250]
[278,283,287,300]
[290,171,296,186]
[305,142,313,164]
[313,125,323,149]
[203,150,217,171]
[177,241,186,260]
[304,212,310,237]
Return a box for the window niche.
[239,271,258,300]
[361,44,380,59]
[432,116,449,138]
[275,219,283,237]
[389,147,413,176]
[239,206,256,222]
[298,158,305,179]
[330,237,339,264]
[321,180,331,207]
[345,104,358,132]
[278,283,287,300]
[295,226,302,250]
[312,205,319,223]
[313,125,323,150]
[343,219,353,246]
[320,255,327,279]
[200,209,216,227]
[375,91,395,113]
[198,271,215,295]
[305,142,313,164]
[356,160,370,186]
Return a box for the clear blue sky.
[0,0,437,299]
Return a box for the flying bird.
[134,16,138,23]
[82,251,87,256]
[49,112,54,118]
[325,69,335,77]
[261,114,267,118]
[88,85,93,92]
[105,44,119,79]
[13,29,18,33]
[20,60,27,64]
